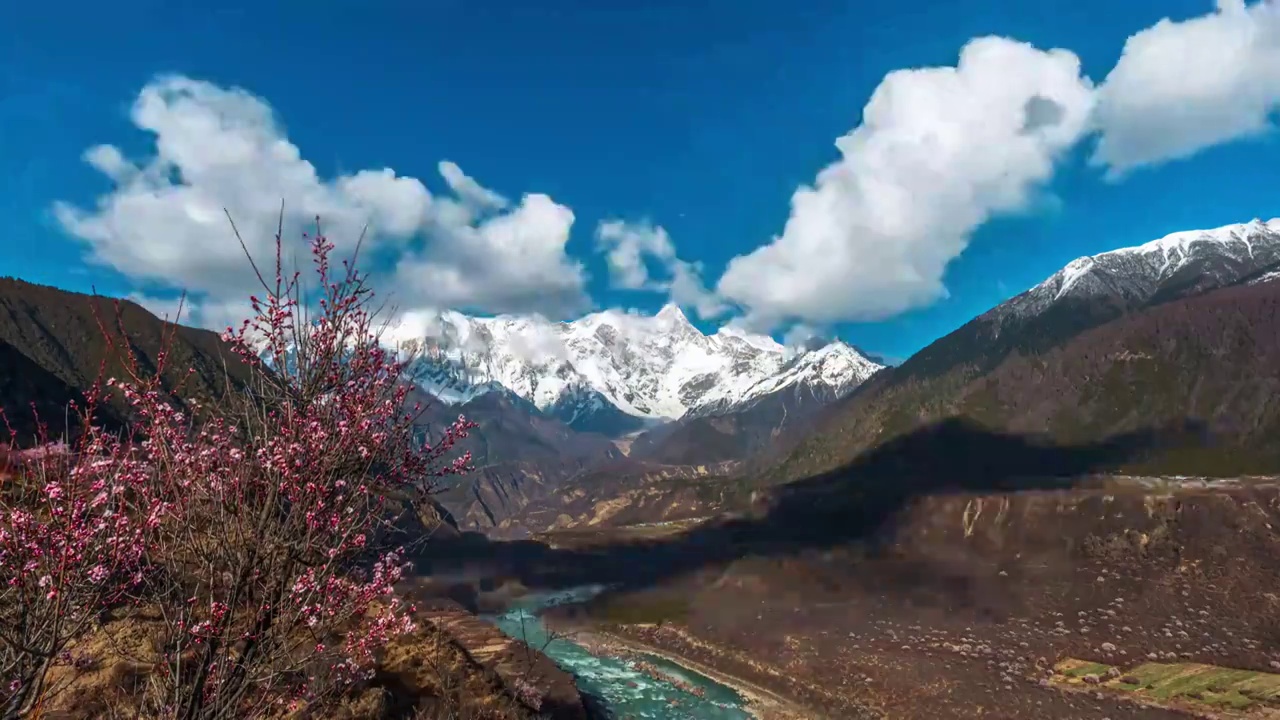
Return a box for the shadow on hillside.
[414,416,1209,594]
[0,341,90,442]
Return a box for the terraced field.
[1055,658,1280,716]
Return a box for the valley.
[421,474,1280,719]
[410,217,1280,718]
[5,217,1280,718]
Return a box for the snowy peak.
[711,324,786,354]
[995,218,1280,323]
[391,305,881,434]
[655,302,693,329]
[690,340,882,418]
[783,341,883,387]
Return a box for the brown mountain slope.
[0,339,85,438]
[0,278,256,442]
[626,381,845,466]
[410,386,620,469]
[771,275,1280,484]
[479,458,743,537]
[409,388,623,531]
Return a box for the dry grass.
[28,606,540,720]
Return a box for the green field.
[1054,658,1280,714]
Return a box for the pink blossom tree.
[1,217,476,719]
[0,416,152,718]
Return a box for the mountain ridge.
[993,217,1280,324]
[0,277,259,444]
[391,302,883,436]
[769,216,1280,485]
[488,215,1280,535]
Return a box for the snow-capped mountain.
[993,218,1280,324]
[389,303,881,434]
[899,216,1280,386]
[1251,270,1280,285]
[688,341,882,418]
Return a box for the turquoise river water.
[488,586,753,719]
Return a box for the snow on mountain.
[992,218,1280,324]
[1248,268,1280,286]
[689,341,882,418]
[744,342,881,403]
[387,303,880,433]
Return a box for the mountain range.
[769,217,1280,484]
[389,304,883,529]
[391,303,883,437]
[489,217,1280,533]
[4,216,1279,536]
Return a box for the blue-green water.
[489,586,753,719]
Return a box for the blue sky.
[3,0,1279,362]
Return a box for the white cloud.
[595,220,726,319]
[60,6,1280,340]
[715,37,1095,328]
[597,219,672,289]
[780,324,822,350]
[714,2,1280,329]
[437,161,508,212]
[503,317,571,364]
[54,75,588,328]
[1093,0,1280,176]
[83,145,134,181]
[391,192,587,316]
[336,168,432,235]
[778,324,826,361]
[128,292,253,335]
[666,261,726,320]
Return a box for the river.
[488,586,754,719]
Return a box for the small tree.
[1,218,476,719]
[0,423,154,718]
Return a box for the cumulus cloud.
[596,220,671,289]
[714,2,1280,330]
[54,75,588,327]
[437,161,508,213]
[503,317,572,364]
[716,37,1095,328]
[128,292,253,336]
[60,5,1280,339]
[1092,0,1280,176]
[780,324,824,352]
[392,192,587,315]
[595,220,726,320]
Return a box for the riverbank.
[565,627,818,720]
[489,590,758,718]
[415,605,590,719]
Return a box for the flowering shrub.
[0,424,152,717]
[508,676,544,712]
[0,219,475,719]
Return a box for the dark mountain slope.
[627,382,844,466]
[899,219,1280,384]
[772,274,1280,483]
[0,278,256,442]
[412,387,619,469]
[0,339,86,439]
[409,388,623,531]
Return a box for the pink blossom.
[1,221,476,715]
